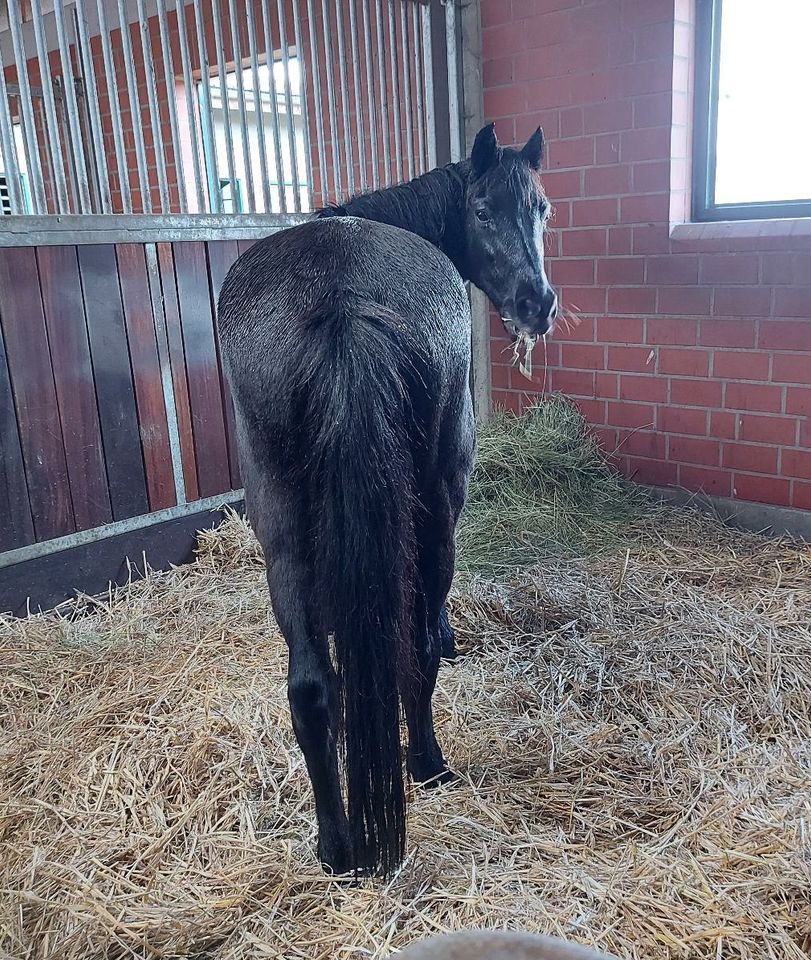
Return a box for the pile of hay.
[2,400,809,959]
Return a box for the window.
[693,0,811,221]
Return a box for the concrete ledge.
[646,485,811,541]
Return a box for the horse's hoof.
[412,766,457,789]
[318,832,353,876]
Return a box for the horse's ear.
[521,126,545,170]
[471,122,499,177]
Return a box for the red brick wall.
[482,0,811,512]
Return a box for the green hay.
[457,396,651,576]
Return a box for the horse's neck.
[336,163,470,276]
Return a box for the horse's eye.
[476,209,491,223]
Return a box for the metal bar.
[421,1,436,169]
[210,0,238,212]
[175,0,207,212]
[413,1,426,173]
[305,0,328,206]
[374,0,391,184]
[445,0,462,161]
[144,243,186,505]
[400,0,415,181]
[0,490,246,570]
[291,0,314,210]
[54,0,92,213]
[259,0,287,212]
[137,0,171,212]
[0,212,307,246]
[334,0,355,197]
[245,0,271,211]
[277,0,302,211]
[155,0,187,212]
[7,0,47,213]
[115,0,153,212]
[0,40,25,213]
[228,0,256,212]
[320,0,343,199]
[361,0,379,189]
[73,0,112,212]
[192,0,222,212]
[347,0,367,192]
[95,0,132,212]
[33,10,65,212]
[387,0,403,182]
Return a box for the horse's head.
[465,123,557,339]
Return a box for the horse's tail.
[304,297,417,877]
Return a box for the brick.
[772,354,810,383]
[801,418,811,448]
[699,254,759,285]
[481,2,514,27]
[632,224,671,254]
[595,372,620,398]
[552,368,596,397]
[618,428,667,459]
[660,406,708,436]
[595,133,621,165]
[722,443,778,475]
[561,343,605,370]
[679,465,733,497]
[786,388,811,416]
[583,99,634,134]
[759,253,794,285]
[633,91,672,128]
[713,286,773,318]
[562,228,607,257]
[669,435,720,467]
[738,414,797,446]
[608,345,656,372]
[555,316,596,342]
[620,193,669,223]
[657,287,713,317]
[773,288,811,318]
[549,258,596,285]
[585,164,632,197]
[559,107,584,138]
[712,351,771,381]
[491,363,512,390]
[572,198,619,226]
[483,21,528,59]
[620,126,671,162]
[632,160,670,193]
[607,286,656,314]
[606,401,655,429]
[759,320,811,352]
[792,481,811,511]
[710,410,737,440]
[732,474,792,507]
[562,286,607,314]
[658,347,710,377]
[483,57,514,87]
[608,226,633,254]
[484,84,527,118]
[573,397,607,424]
[724,382,783,413]
[620,375,668,402]
[541,168,584,200]
[635,20,673,61]
[597,257,645,284]
[699,319,757,349]
[646,318,698,346]
[626,456,679,487]
[548,136,595,170]
[597,316,645,343]
[782,449,811,481]
[646,255,699,285]
[493,390,521,413]
[671,378,722,407]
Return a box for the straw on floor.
[1,398,809,960]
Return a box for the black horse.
[217,123,557,877]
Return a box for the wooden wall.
[0,239,254,554]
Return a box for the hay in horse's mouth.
[508,328,538,380]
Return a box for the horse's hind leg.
[437,604,457,661]
[251,477,352,874]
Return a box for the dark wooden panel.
[0,324,35,551]
[236,239,257,256]
[172,241,231,498]
[36,245,113,532]
[77,244,150,521]
[0,498,244,616]
[0,247,75,541]
[206,240,242,489]
[157,243,199,502]
[116,244,176,512]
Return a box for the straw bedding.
[1,400,809,960]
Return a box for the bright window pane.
[715,0,811,205]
